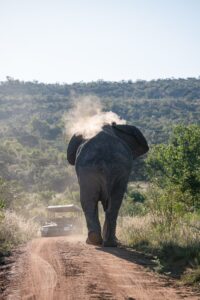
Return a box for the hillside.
[0,77,199,195]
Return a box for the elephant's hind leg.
[103,180,127,247]
[79,173,102,245]
[85,201,102,246]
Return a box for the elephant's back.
[75,131,132,168]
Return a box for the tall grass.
[0,210,39,256]
[118,214,200,247]
[117,214,200,285]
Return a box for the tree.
[147,125,200,210]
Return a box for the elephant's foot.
[86,231,103,246]
[103,238,118,247]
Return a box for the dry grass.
[0,210,39,249]
[117,214,200,248]
[117,215,153,247]
[117,214,200,285]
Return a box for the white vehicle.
[40,204,82,237]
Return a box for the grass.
[117,214,200,288]
[0,210,39,262]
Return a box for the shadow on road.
[95,245,187,291]
[95,245,157,272]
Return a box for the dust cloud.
[64,95,126,139]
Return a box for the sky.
[0,0,200,83]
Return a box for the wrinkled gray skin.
[67,124,149,247]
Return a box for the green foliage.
[31,117,62,140]
[128,190,146,203]
[0,177,22,209]
[147,125,200,210]
[146,185,190,228]
[120,187,146,216]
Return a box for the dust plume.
[64,96,126,139]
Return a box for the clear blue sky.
[0,0,200,83]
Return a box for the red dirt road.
[3,236,199,300]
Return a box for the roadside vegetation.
[119,124,200,287]
[0,179,39,261]
[0,211,39,261]
[0,78,200,287]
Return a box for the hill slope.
[0,78,199,193]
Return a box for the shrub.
[0,210,39,251]
[120,187,147,216]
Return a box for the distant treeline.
[1,76,200,99]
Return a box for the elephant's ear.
[67,134,85,165]
[112,124,149,158]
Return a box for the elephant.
[67,123,149,247]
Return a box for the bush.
[0,210,39,253]
[145,185,191,229]
[147,124,200,210]
[120,187,146,216]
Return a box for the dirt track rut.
[3,236,199,300]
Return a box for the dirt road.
[3,235,199,300]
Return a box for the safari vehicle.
[40,204,82,237]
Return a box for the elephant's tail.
[100,181,111,212]
[101,196,109,211]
